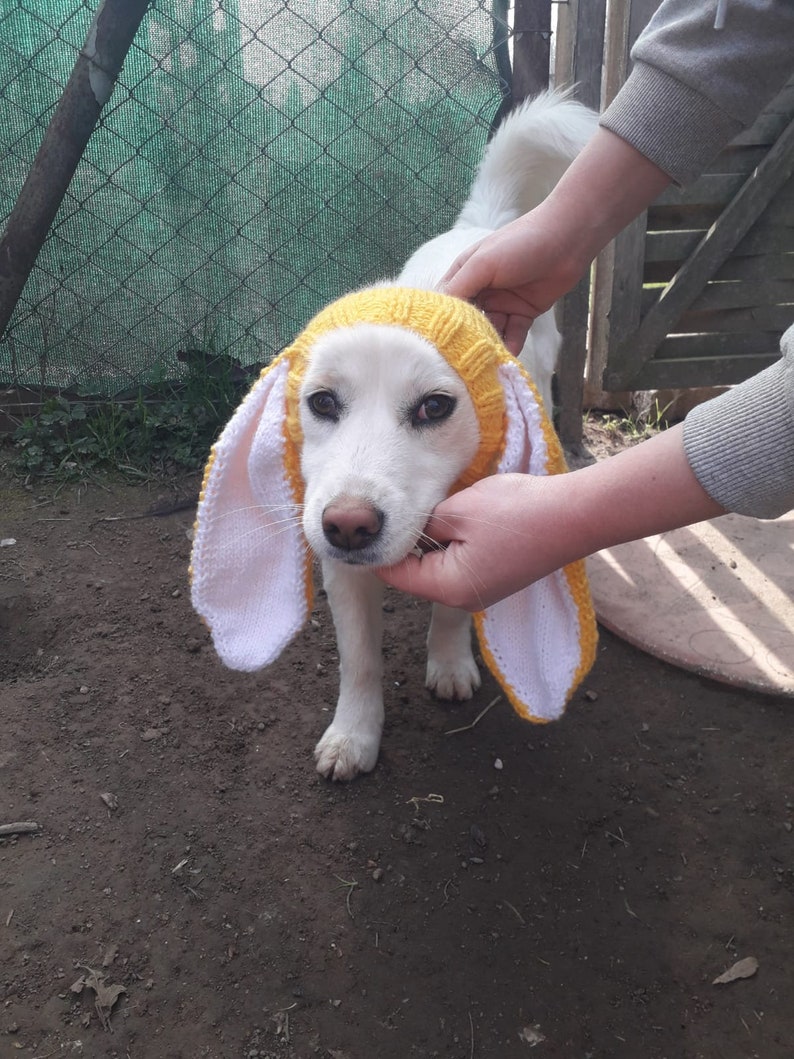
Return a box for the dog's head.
[190,287,596,721]
[286,290,512,567]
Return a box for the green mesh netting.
[0,0,510,395]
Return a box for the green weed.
[9,352,250,482]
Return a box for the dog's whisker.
[204,502,303,526]
[233,517,304,546]
[417,509,547,545]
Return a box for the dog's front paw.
[426,655,482,701]
[314,724,381,781]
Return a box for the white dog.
[191,91,599,780]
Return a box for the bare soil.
[2,438,793,1059]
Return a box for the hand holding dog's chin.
[376,473,576,611]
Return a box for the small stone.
[372,868,384,882]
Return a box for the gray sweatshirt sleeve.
[600,0,794,185]
[683,326,794,519]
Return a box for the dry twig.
[0,821,39,837]
[444,695,501,735]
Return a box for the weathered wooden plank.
[628,353,779,390]
[651,172,792,219]
[710,253,794,282]
[587,0,661,402]
[646,252,794,285]
[766,79,794,115]
[627,0,661,47]
[565,0,607,109]
[647,173,794,234]
[652,330,781,359]
[641,277,794,314]
[647,204,723,232]
[614,326,787,389]
[556,0,606,447]
[706,145,769,175]
[655,173,746,207]
[645,217,794,265]
[512,0,552,100]
[673,305,794,334]
[732,111,793,147]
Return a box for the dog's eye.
[413,394,456,425]
[308,390,340,420]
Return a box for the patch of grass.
[585,396,672,443]
[9,352,251,482]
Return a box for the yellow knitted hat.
[191,286,597,723]
[276,286,510,503]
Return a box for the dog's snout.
[322,497,384,552]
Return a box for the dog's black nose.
[322,497,384,551]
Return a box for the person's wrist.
[511,471,595,574]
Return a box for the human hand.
[441,209,584,355]
[441,127,672,353]
[376,473,576,611]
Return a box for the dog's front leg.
[426,603,481,700]
[314,561,385,781]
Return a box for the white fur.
[302,91,597,780]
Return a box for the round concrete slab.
[586,510,794,696]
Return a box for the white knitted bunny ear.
[190,356,312,671]
[474,359,597,722]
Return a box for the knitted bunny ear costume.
[190,286,597,723]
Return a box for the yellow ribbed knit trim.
[188,446,218,586]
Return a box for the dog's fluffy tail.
[455,89,599,232]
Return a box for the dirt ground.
[2,434,793,1059]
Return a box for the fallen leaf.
[102,944,118,967]
[713,956,759,985]
[94,980,126,1011]
[74,965,127,1031]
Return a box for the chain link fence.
[0,0,513,400]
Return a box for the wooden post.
[555,0,606,451]
[0,0,151,341]
[511,0,552,101]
